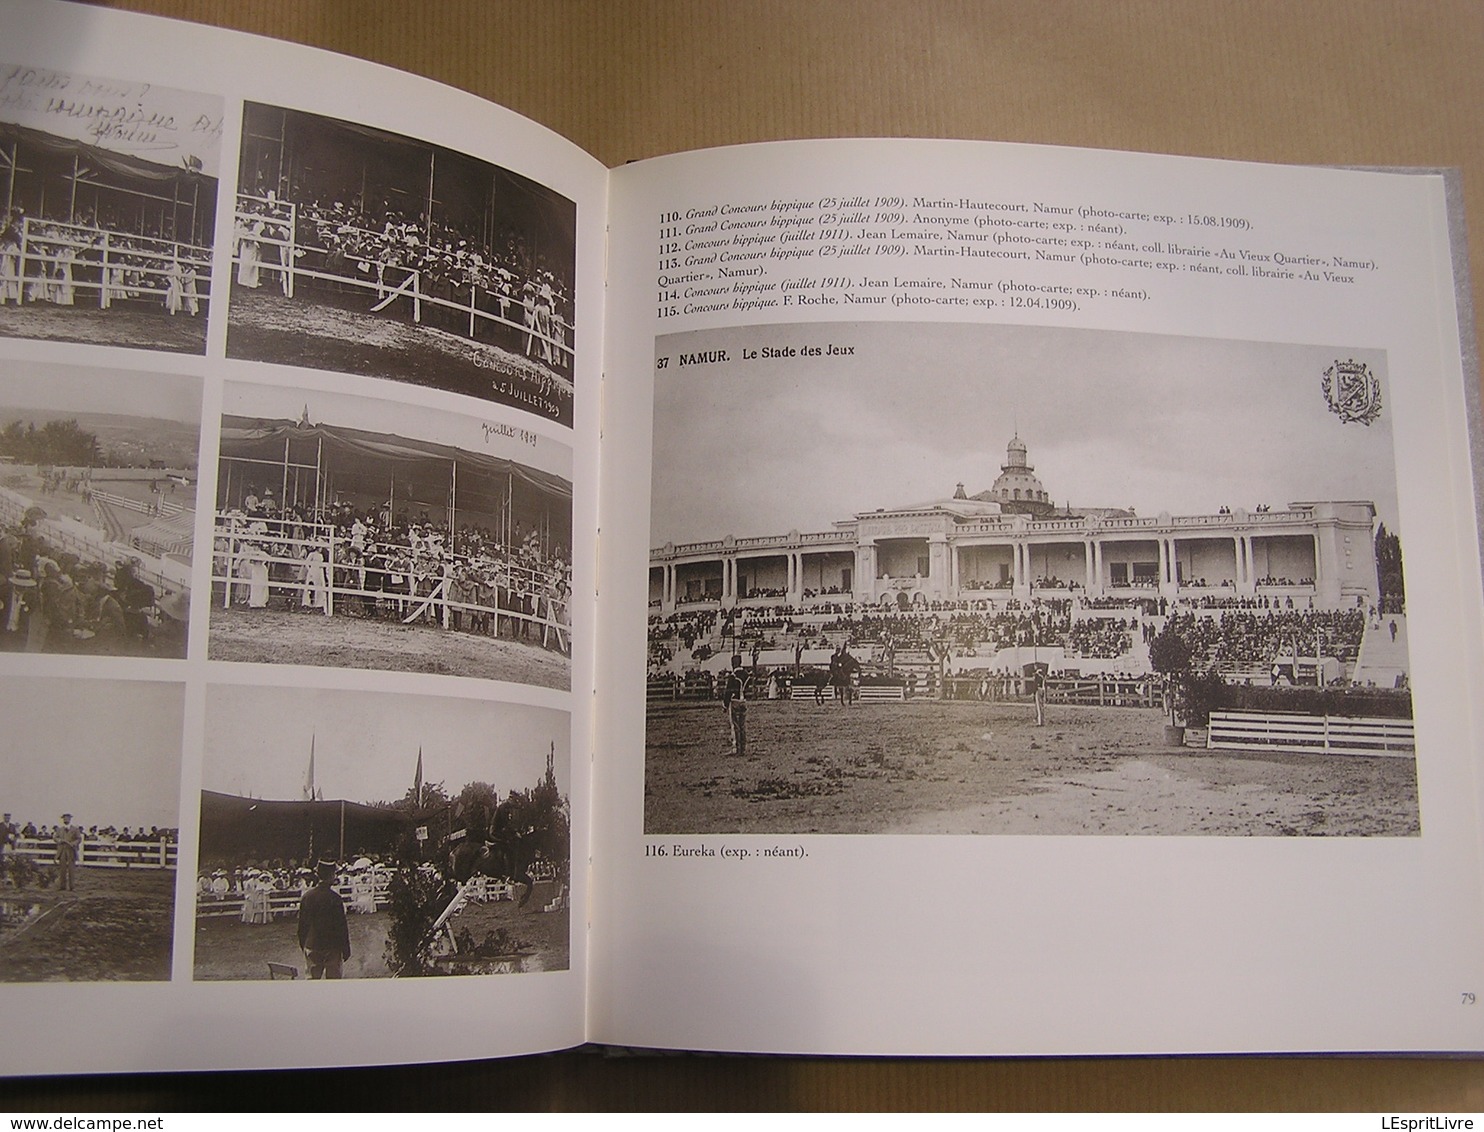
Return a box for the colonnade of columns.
[656,529,1338,613]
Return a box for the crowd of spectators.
[1,509,183,656]
[649,592,1385,689]
[648,598,1143,675]
[1159,607,1368,671]
[1,208,208,315]
[7,820,177,845]
[215,492,571,651]
[196,854,398,920]
[234,190,571,372]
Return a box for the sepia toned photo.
[0,63,222,353]
[0,359,198,658]
[644,322,1416,836]
[0,676,182,982]
[193,684,571,980]
[208,380,572,689]
[227,103,576,425]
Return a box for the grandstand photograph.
[0,675,182,982]
[208,380,572,689]
[644,321,1418,836]
[193,683,571,980]
[0,359,198,658]
[225,102,576,425]
[0,63,221,353]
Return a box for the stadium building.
[649,435,1381,616]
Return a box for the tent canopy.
[216,416,571,538]
[1,121,219,193]
[198,790,409,865]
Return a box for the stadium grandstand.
[648,434,1407,703]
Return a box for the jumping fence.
[1206,710,1415,757]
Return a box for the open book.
[2,0,1483,1074]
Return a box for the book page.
[592,140,1484,1055]
[0,2,605,1074]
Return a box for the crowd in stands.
[195,848,559,921]
[215,492,571,651]
[196,855,397,920]
[648,599,1140,676]
[0,509,183,656]
[649,592,1386,691]
[1,207,208,315]
[6,820,177,845]
[234,190,571,372]
[1159,607,1368,671]
[1183,592,1314,611]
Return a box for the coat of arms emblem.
[1322,359,1382,425]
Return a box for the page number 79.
[1462,992,1476,1006]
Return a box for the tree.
[453,781,500,840]
[1375,523,1406,615]
[0,417,103,466]
[1149,622,1193,725]
[1176,670,1228,729]
[494,760,569,879]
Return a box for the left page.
[0,2,606,1074]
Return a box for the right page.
[592,140,1484,1055]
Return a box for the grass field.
[208,604,570,689]
[0,303,206,353]
[644,699,1420,836]
[225,286,573,425]
[0,869,175,982]
[193,893,569,980]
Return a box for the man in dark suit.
[298,858,351,979]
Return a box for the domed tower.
[987,434,1054,517]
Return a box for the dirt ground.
[225,287,573,425]
[193,895,569,980]
[0,869,175,982]
[208,605,570,689]
[644,700,1421,836]
[0,304,206,353]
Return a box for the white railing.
[10,837,176,870]
[0,485,189,595]
[212,514,568,645]
[193,872,516,919]
[91,489,187,520]
[1206,710,1414,758]
[11,217,210,313]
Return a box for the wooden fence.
[194,874,516,920]
[1206,710,1415,758]
[1045,676,1160,708]
[9,837,176,870]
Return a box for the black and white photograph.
[0,359,198,658]
[227,103,576,425]
[0,675,182,982]
[0,63,221,353]
[645,321,1416,836]
[209,380,572,689]
[193,684,571,980]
